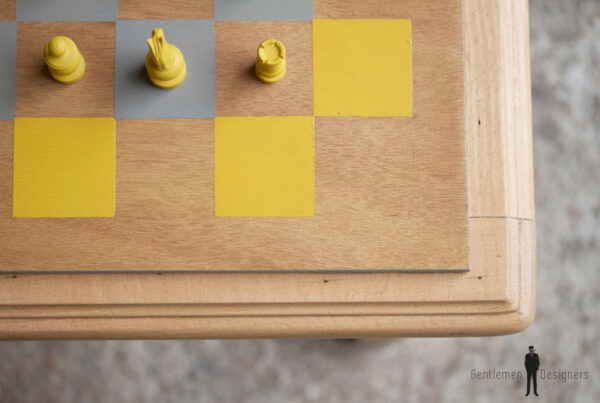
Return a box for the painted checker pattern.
[0,22,16,120]
[16,0,119,22]
[0,0,468,272]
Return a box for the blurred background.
[1,1,598,402]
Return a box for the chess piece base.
[145,46,186,90]
[49,56,86,84]
[255,64,286,84]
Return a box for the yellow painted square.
[215,116,314,217]
[13,118,115,217]
[313,19,412,117]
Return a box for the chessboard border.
[4,2,469,272]
[0,0,536,338]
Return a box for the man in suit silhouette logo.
[525,345,540,396]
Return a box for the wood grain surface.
[15,22,115,118]
[118,0,213,20]
[216,21,313,117]
[466,1,535,219]
[0,0,536,337]
[0,122,11,219]
[0,0,15,21]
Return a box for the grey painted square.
[215,0,313,21]
[17,0,118,22]
[0,22,16,120]
[115,20,215,119]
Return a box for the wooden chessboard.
[0,0,535,338]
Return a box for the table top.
[0,0,536,338]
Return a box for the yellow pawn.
[255,39,286,84]
[145,28,186,90]
[43,36,85,84]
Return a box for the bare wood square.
[0,0,15,21]
[215,21,313,117]
[16,22,115,118]
[118,0,214,20]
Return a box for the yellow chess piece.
[43,36,86,84]
[145,28,186,89]
[255,39,286,84]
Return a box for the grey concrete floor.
[1,1,599,402]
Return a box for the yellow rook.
[255,39,286,84]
